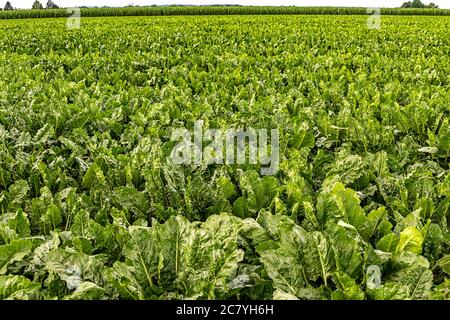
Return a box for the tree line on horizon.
[3,0,58,10]
[402,0,439,8]
[1,0,441,11]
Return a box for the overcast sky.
[6,0,450,9]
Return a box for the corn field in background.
[0,6,450,19]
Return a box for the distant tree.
[401,1,412,8]
[32,0,43,9]
[46,0,59,9]
[402,0,439,9]
[402,1,439,8]
[4,1,14,10]
[412,0,425,8]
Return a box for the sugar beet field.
[0,14,449,300]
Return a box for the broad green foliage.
[108,214,243,299]
[0,275,40,299]
[0,15,449,300]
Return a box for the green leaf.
[0,223,17,244]
[63,282,107,300]
[390,266,433,300]
[40,204,62,233]
[309,231,333,286]
[257,212,319,295]
[0,210,31,244]
[72,237,94,254]
[290,129,315,149]
[259,247,306,297]
[217,176,236,199]
[435,255,450,275]
[316,183,366,232]
[430,278,450,300]
[376,233,399,252]
[112,186,150,218]
[28,232,61,272]
[118,226,159,290]
[303,201,320,230]
[45,249,107,292]
[330,290,346,300]
[360,207,387,241]
[367,282,409,300]
[332,271,365,300]
[0,275,40,300]
[82,163,105,189]
[237,171,279,213]
[0,239,33,274]
[109,214,243,299]
[106,262,145,300]
[326,223,363,278]
[7,180,29,210]
[240,218,270,247]
[273,289,299,300]
[233,197,251,218]
[257,211,335,296]
[71,210,91,238]
[389,251,430,272]
[256,210,293,240]
[396,226,424,254]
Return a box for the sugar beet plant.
[0,15,449,300]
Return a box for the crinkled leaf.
[0,275,40,300]
[0,239,32,274]
[45,249,107,292]
[273,289,299,300]
[367,282,409,300]
[390,266,433,300]
[326,223,363,278]
[63,281,107,300]
[109,214,243,299]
